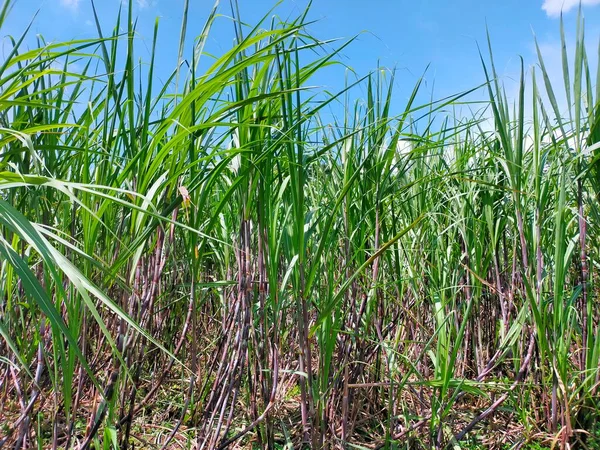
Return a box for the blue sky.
[4,0,600,120]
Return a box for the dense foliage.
[1,1,599,448]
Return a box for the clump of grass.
[0,0,599,449]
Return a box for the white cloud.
[542,0,600,17]
[60,0,80,10]
[119,0,152,8]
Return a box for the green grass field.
[0,0,599,448]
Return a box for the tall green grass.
[0,0,599,448]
